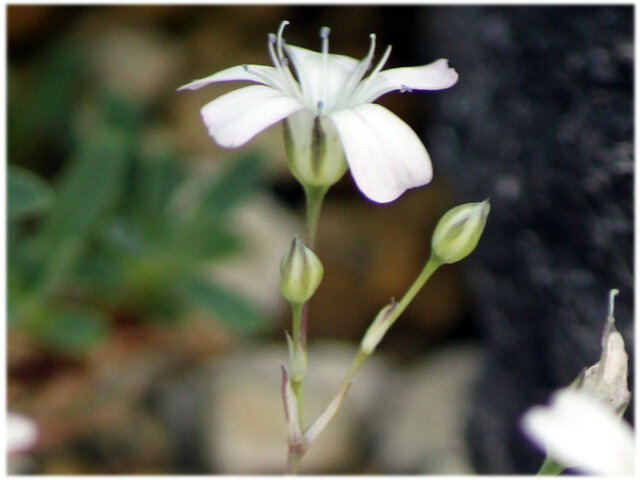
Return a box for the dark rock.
[420,6,633,473]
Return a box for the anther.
[320,26,331,39]
[400,84,413,93]
[268,33,277,44]
[242,64,249,71]
[317,100,324,112]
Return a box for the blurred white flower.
[179,21,458,203]
[7,412,39,454]
[521,389,635,475]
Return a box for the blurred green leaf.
[198,153,265,218]
[100,89,145,135]
[8,165,54,220]
[36,128,130,291]
[42,128,130,245]
[27,305,109,355]
[8,40,89,167]
[126,150,183,238]
[175,218,241,263]
[103,217,150,256]
[178,276,265,333]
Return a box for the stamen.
[242,64,281,90]
[368,44,392,80]
[338,33,378,108]
[350,44,392,104]
[276,20,290,63]
[320,26,330,111]
[267,25,297,96]
[266,21,304,105]
[317,100,324,114]
[268,36,282,69]
[320,26,331,45]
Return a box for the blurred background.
[7,5,633,475]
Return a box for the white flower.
[179,21,458,203]
[7,413,39,455]
[521,389,635,475]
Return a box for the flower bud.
[284,110,347,188]
[431,200,490,264]
[280,236,324,304]
[361,300,397,354]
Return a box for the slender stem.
[336,348,369,396]
[331,258,440,406]
[290,302,304,427]
[285,184,327,475]
[291,302,303,345]
[286,447,303,475]
[384,256,441,331]
[302,256,442,450]
[287,184,328,448]
[299,302,309,346]
[303,185,328,250]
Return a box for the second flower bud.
[431,199,490,264]
[280,236,324,305]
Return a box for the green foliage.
[8,39,89,169]
[178,276,265,333]
[23,303,110,354]
[8,165,54,220]
[9,88,269,356]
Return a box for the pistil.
[319,26,331,114]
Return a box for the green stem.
[302,256,442,450]
[290,302,305,427]
[285,184,328,475]
[536,456,565,476]
[303,185,328,249]
[340,256,441,391]
[386,256,441,330]
[291,302,303,346]
[337,348,369,395]
[286,446,303,475]
[289,185,328,433]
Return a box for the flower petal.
[178,64,281,91]
[201,85,304,148]
[356,58,459,104]
[328,103,432,203]
[521,389,636,475]
[284,44,360,110]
